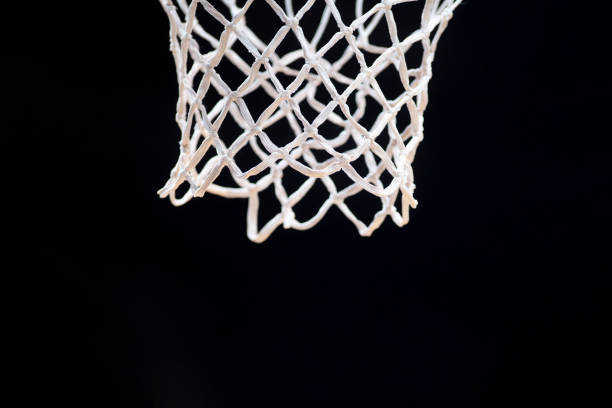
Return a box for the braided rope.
[158,0,461,242]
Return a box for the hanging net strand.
[157,0,462,242]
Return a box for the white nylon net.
[158,0,461,242]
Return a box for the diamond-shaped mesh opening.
[375,127,392,152]
[214,165,241,189]
[395,102,413,137]
[329,169,354,193]
[379,169,395,189]
[403,41,426,72]
[307,144,335,165]
[215,102,246,148]
[255,182,282,229]
[241,0,284,44]
[231,137,259,171]
[158,0,463,242]
[194,2,227,40]
[272,24,304,61]
[376,62,407,100]
[291,179,329,222]
[350,154,371,179]
[390,1,425,40]
[295,93,320,125]
[316,114,346,143]
[281,165,310,197]
[240,85,275,123]
[344,190,384,227]
[367,12,394,49]
[262,114,299,148]
[193,139,217,175]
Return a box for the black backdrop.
[15,1,610,407]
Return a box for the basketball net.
[158,0,462,242]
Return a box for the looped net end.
[158,0,462,242]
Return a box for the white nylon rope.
[158,0,462,242]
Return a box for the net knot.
[340,25,353,37]
[303,124,316,134]
[282,206,295,229]
[362,67,374,78]
[255,56,269,66]
[304,56,318,67]
[286,17,300,30]
[279,90,292,100]
[382,0,394,9]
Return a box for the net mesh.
[158,0,461,242]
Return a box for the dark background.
[13,1,610,407]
